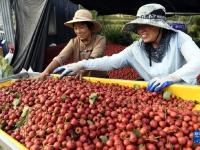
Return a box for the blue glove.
[53,62,84,79]
[53,67,65,74]
[147,74,180,92]
[147,78,174,92]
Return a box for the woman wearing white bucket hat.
[54,3,200,92]
[38,9,107,79]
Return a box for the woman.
[38,9,107,79]
[53,3,200,92]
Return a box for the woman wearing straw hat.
[38,9,107,79]
[53,3,200,92]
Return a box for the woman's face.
[136,25,160,43]
[73,22,92,41]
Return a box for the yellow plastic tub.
[0,130,28,150]
[0,77,200,149]
[0,80,14,88]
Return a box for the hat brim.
[64,19,102,32]
[123,18,177,33]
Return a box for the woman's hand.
[147,74,181,92]
[147,77,174,92]
[33,72,49,80]
[53,62,84,79]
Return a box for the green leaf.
[13,106,29,129]
[163,91,172,100]
[87,120,94,125]
[2,65,13,78]
[14,93,21,99]
[99,135,108,144]
[133,129,141,137]
[21,106,29,117]
[61,95,68,102]
[139,144,145,148]
[70,130,78,139]
[133,84,140,89]
[14,115,28,129]
[12,99,20,109]
[56,128,60,134]
[89,93,98,104]
[0,122,7,130]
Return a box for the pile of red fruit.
[105,43,141,80]
[0,77,199,150]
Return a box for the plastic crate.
[0,76,200,148]
[0,130,27,150]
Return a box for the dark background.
[70,0,200,15]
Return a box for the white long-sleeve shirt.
[81,30,200,84]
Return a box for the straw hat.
[64,9,102,32]
[123,3,176,33]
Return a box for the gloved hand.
[147,74,181,92]
[53,62,84,79]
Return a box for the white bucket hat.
[123,3,176,33]
[64,9,102,32]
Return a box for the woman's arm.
[82,46,131,71]
[42,60,60,76]
[39,40,74,79]
[173,33,200,84]
[53,44,136,78]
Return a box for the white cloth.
[81,30,200,84]
[4,52,14,65]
